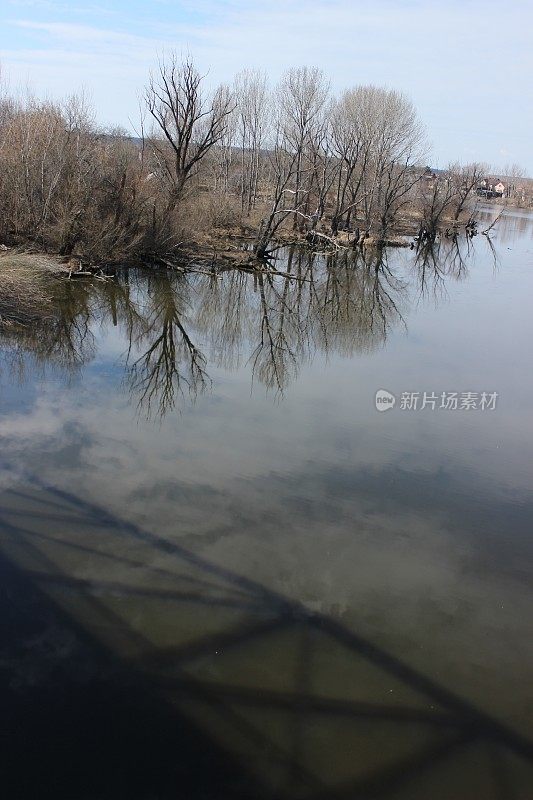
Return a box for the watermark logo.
[375,389,396,411]
[375,389,498,412]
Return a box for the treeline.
[0,56,488,263]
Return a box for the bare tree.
[306,120,337,230]
[0,58,473,265]
[448,162,485,220]
[253,129,300,257]
[234,69,269,213]
[145,55,234,215]
[208,82,236,194]
[328,86,426,239]
[417,176,457,242]
[329,88,376,234]
[359,87,426,237]
[276,67,329,230]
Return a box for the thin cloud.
[1,0,532,171]
[11,20,153,45]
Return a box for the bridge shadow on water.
[1,474,533,799]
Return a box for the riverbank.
[0,206,480,330]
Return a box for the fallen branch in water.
[155,256,221,277]
[482,209,505,235]
[218,262,313,282]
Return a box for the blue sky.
[1,0,532,174]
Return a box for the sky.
[0,0,532,174]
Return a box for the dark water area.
[1,209,533,798]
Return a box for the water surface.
[1,211,533,798]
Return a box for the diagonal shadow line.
[156,679,466,728]
[7,487,85,514]
[25,571,268,613]
[0,510,255,601]
[3,524,216,587]
[20,477,294,611]
[309,729,478,800]
[313,615,533,762]
[1,508,117,527]
[3,469,533,766]
[0,517,151,655]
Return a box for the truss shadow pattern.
[1,472,532,799]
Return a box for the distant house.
[477,178,505,198]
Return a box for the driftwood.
[68,270,105,279]
[305,230,346,249]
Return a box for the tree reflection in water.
[0,240,476,417]
[2,236,533,798]
[127,272,210,417]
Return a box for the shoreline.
[0,211,475,274]
[0,209,489,329]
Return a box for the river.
[1,208,532,798]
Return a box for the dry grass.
[0,252,63,327]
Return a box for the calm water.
[1,209,533,798]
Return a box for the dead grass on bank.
[0,252,65,327]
